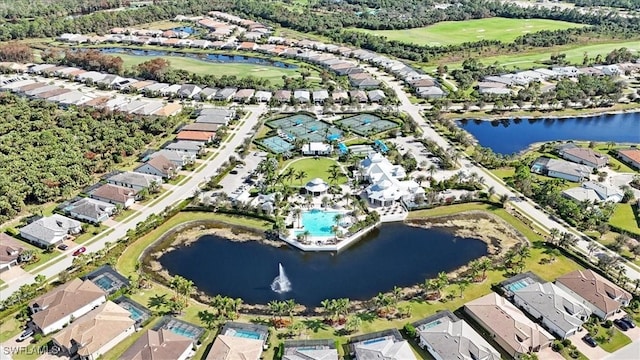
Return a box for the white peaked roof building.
[350,330,417,360]
[359,153,424,206]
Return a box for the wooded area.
[0,93,182,223]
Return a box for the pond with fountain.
[157,222,488,307]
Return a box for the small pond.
[159,223,487,307]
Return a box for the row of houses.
[531,143,611,183]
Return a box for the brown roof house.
[0,233,24,271]
[90,184,137,208]
[617,148,640,170]
[52,301,135,360]
[464,293,554,358]
[176,131,215,143]
[206,335,263,360]
[121,329,193,360]
[135,154,179,179]
[557,144,608,169]
[555,269,632,320]
[29,278,107,335]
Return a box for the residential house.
[160,84,182,96]
[464,293,554,358]
[177,84,202,98]
[563,181,623,203]
[154,103,183,117]
[312,90,329,104]
[199,108,235,123]
[283,339,338,360]
[192,39,211,49]
[367,89,386,103]
[348,73,380,89]
[19,215,82,248]
[238,41,257,51]
[120,329,193,360]
[181,123,220,133]
[64,198,116,224]
[135,154,178,179]
[176,131,215,143]
[349,329,416,360]
[132,101,165,116]
[302,142,332,156]
[107,171,163,192]
[274,90,292,103]
[29,279,107,335]
[293,90,311,103]
[90,184,137,208]
[207,322,269,360]
[617,148,640,170]
[555,269,632,320]
[214,87,237,101]
[150,150,196,167]
[414,310,501,360]
[196,87,219,101]
[416,86,445,99]
[233,88,255,103]
[558,144,608,168]
[512,282,591,339]
[52,301,135,360]
[530,157,591,182]
[331,90,349,104]
[0,233,24,271]
[349,90,368,103]
[254,90,272,103]
[165,140,206,156]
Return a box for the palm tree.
[416,174,427,185]
[518,245,531,262]
[587,242,599,257]
[559,232,578,249]
[457,278,470,298]
[468,259,482,282]
[633,279,640,294]
[284,299,298,323]
[392,286,403,305]
[345,316,362,334]
[293,207,302,228]
[333,213,343,226]
[321,196,330,208]
[304,194,313,209]
[549,228,560,245]
[148,294,168,313]
[198,310,217,330]
[504,249,518,269]
[295,170,307,185]
[428,164,437,178]
[320,299,334,322]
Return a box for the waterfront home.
[349,329,416,360]
[414,310,501,360]
[557,144,608,168]
[160,84,182,96]
[563,181,623,204]
[52,301,135,360]
[165,140,207,156]
[107,171,163,192]
[0,233,24,271]
[254,90,272,102]
[64,198,116,224]
[29,278,107,335]
[617,148,640,170]
[512,282,591,339]
[213,87,237,101]
[176,130,215,143]
[136,154,179,179]
[19,214,82,248]
[150,150,196,167]
[302,142,332,156]
[283,339,338,360]
[90,184,137,208]
[121,328,193,360]
[207,322,269,360]
[359,153,424,207]
[530,157,591,183]
[464,293,554,358]
[555,269,632,320]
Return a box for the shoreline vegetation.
[446,103,640,122]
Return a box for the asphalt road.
[0,104,267,301]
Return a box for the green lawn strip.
[490,168,515,180]
[167,174,187,185]
[22,249,63,272]
[610,203,640,236]
[590,323,632,352]
[116,212,271,276]
[86,228,115,246]
[147,190,174,207]
[280,157,348,185]
[114,208,138,222]
[0,314,23,342]
[351,18,584,46]
[558,348,589,360]
[73,224,107,244]
[101,317,161,360]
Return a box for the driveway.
[0,266,28,284]
[569,330,608,360]
[537,345,565,360]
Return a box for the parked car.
[620,317,636,329]
[613,318,630,331]
[57,244,68,251]
[17,328,34,342]
[72,246,86,256]
[229,170,238,175]
[582,334,597,347]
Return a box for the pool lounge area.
[114,297,151,325]
[221,322,269,343]
[499,271,545,298]
[154,316,205,342]
[82,265,130,295]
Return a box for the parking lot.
[217,151,266,201]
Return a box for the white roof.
[303,142,331,152]
[305,178,329,192]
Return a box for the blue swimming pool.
[127,306,146,322]
[170,326,200,340]
[506,279,533,292]
[363,337,386,345]
[229,329,262,340]
[94,275,115,291]
[298,209,342,237]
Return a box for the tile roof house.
[136,154,179,179]
[464,293,554,358]
[121,328,193,360]
[617,148,640,170]
[558,145,608,168]
[293,90,311,103]
[176,130,215,143]
[150,150,196,167]
[165,140,206,155]
[64,198,116,224]
[331,90,349,103]
[196,87,219,101]
[206,334,264,360]
[177,84,202,98]
[254,90,272,103]
[283,339,338,360]
[312,90,329,104]
[274,90,292,103]
[348,73,380,89]
[349,329,416,360]
[154,103,183,117]
[90,184,137,208]
[233,88,256,103]
[19,214,82,248]
[52,301,135,360]
[214,87,238,101]
[107,171,163,192]
[512,282,591,339]
[0,233,24,271]
[349,90,368,103]
[29,278,107,335]
[415,310,501,360]
[531,157,591,183]
[181,122,220,133]
[555,269,632,320]
[367,89,386,103]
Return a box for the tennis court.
[266,113,342,143]
[335,114,399,136]
[258,136,295,154]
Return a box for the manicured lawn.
[167,174,187,185]
[117,54,307,86]
[0,315,23,342]
[351,18,585,46]
[281,157,347,185]
[490,167,515,180]
[114,208,138,222]
[610,203,640,236]
[116,212,271,276]
[589,322,632,352]
[73,224,107,244]
[22,247,63,271]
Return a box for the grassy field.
[422,40,640,72]
[280,157,347,185]
[590,322,632,353]
[352,18,585,46]
[610,203,640,236]
[117,54,305,86]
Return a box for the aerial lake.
[458,112,640,155]
[99,47,298,68]
[159,223,487,307]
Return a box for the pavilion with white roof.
[358,153,424,206]
[304,178,329,196]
